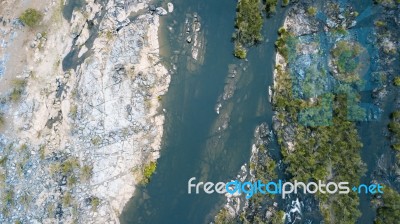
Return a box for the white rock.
[167,3,174,13]
[156,7,168,16]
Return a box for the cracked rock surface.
[0,0,170,223]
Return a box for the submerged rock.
[149,5,156,12]
[156,7,168,16]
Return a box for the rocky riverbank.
[0,0,172,223]
[271,0,392,223]
[213,123,284,224]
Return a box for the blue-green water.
[63,0,85,22]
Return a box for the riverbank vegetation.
[214,208,234,224]
[233,0,292,59]
[273,46,365,224]
[250,144,277,188]
[233,0,264,58]
[275,27,295,61]
[240,142,283,223]
[214,122,284,224]
[265,0,278,15]
[373,186,400,224]
[141,161,157,184]
[388,110,400,159]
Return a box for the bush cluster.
[233,0,263,59]
[19,8,43,27]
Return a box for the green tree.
[374,187,400,224]
[233,0,263,59]
[234,0,263,45]
[266,0,278,14]
[307,7,317,16]
[282,0,290,7]
[142,161,157,184]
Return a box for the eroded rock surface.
[0,0,170,223]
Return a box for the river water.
[119,0,287,223]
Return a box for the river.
[119,0,287,223]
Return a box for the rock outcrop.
[0,0,170,223]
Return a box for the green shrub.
[10,79,26,102]
[0,113,4,128]
[142,161,157,184]
[67,176,78,188]
[18,144,28,152]
[333,26,348,35]
[10,88,23,102]
[282,0,290,6]
[307,6,317,16]
[392,111,400,119]
[39,145,46,160]
[234,0,264,45]
[388,121,400,135]
[234,44,247,59]
[105,31,113,40]
[12,79,26,88]
[273,60,365,223]
[91,136,101,146]
[374,187,400,224]
[266,0,278,14]
[63,192,72,206]
[0,156,8,167]
[19,193,31,207]
[80,164,93,181]
[375,20,386,27]
[70,105,78,118]
[271,210,285,224]
[389,110,400,155]
[61,158,80,174]
[3,189,14,206]
[91,197,100,211]
[275,27,294,60]
[19,8,43,27]
[393,77,400,86]
[392,143,400,151]
[214,208,233,224]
